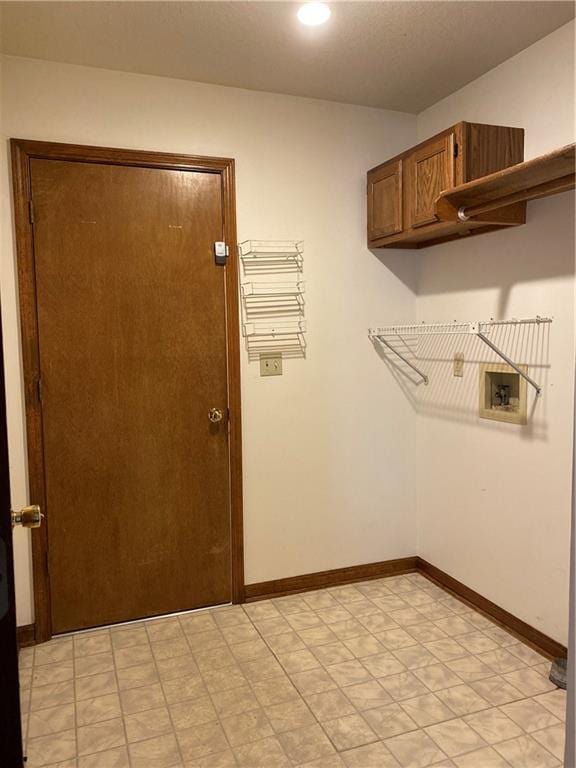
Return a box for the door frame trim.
[10,139,244,643]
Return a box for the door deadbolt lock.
[11,504,43,529]
[208,407,224,423]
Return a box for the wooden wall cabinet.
[367,122,526,249]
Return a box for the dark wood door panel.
[31,159,231,632]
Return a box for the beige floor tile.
[435,685,489,716]
[425,719,487,757]
[341,740,401,767]
[211,685,260,718]
[267,698,316,733]
[26,729,77,767]
[424,640,468,664]
[28,703,75,738]
[533,689,567,721]
[221,708,274,747]
[194,646,237,672]
[146,619,184,644]
[35,640,74,667]
[78,745,130,768]
[266,630,307,654]
[392,646,437,671]
[400,693,455,727]
[468,676,524,706]
[129,732,182,768]
[243,602,282,622]
[454,633,499,656]
[500,698,561,732]
[531,723,565,760]
[241,655,285,682]
[345,600,381,619]
[290,668,339,696]
[234,735,291,767]
[330,620,370,641]
[75,652,115,678]
[317,607,355,625]
[493,734,561,767]
[312,642,356,666]
[74,633,112,658]
[445,657,493,684]
[251,674,300,707]
[406,624,448,644]
[151,639,190,662]
[272,596,310,616]
[482,627,519,648]
[156,654,199,681]
[116,662,159,691]
[384,729,448,768]
[77,717,126,756]
[433,618,476,638]
[288,612,325,632]
[220,623,260,645]
[475,649,526,675]
[306,689,357,720]
[31,680,75,710]
[76,693,122,726]
[229,638,271,663]
[322,713,378,751]
[506,643,548,667]
[177,722,229,761]
[502,667,556,696]
[379,672,431,701]
[252,615,292,636]
[185,629,227,652]
[278,648,322,674]
[388,609,428,628]
[330,586,365,604]
[363,703,418,739]
[303,591,339,610]
[111,626,149,650]
[124,706,174,743]
[20,665,33,689]
[302,754,347,767]
[162,673,207,704]
[169,696,219,730]
[342,679,393,711]
[180,613,218,635]
[453,746,510,767]
[463,708,523,744]
[298,624,342,649]
[327,660,374,687]
[32,661,75,687]
[202,663,247,693]
[358,612,400,634]
[75,670,118,700]
[186,748,237,767]
[213,606,252,627]
[363,653,408,681]
[120,683,165,715]
[278,723,336,764]
[344,636,387,659]
[416,603,455,622]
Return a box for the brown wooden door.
[367,160,403,242]
[0,309,24,766]
[30,159,232,633]
[409,133,455,228]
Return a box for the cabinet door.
[410,134,455,228]
[367,160,402,241]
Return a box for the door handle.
[208,407,224,423]
[11,504,43,529]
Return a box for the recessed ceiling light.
[297,3,331,26]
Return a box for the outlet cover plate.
[260,355,282,376]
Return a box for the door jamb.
[10,139,245,644]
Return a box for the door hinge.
[214,241,229,266]
[453,143,459,159]
[29,200,35,225]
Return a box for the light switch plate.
[260,355,282,376]
[453,353,464,377]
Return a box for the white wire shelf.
[239,240,304,263]
[369,317,552,395]
[241,281,305,297]
[242,320,306,338]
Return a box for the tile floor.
[18,572,567,768]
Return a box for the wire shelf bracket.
[369,316,552,395]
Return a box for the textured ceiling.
[1,1,574,113]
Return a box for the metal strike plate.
[214,242,228,266]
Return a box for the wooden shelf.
[435,143,575,224]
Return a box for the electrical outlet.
[260,355,282,377]
[454,353,464,377]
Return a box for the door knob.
[208,407,224,423]
[11,504,43,529]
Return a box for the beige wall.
[0,56,418,626]
[415,21,575,644]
